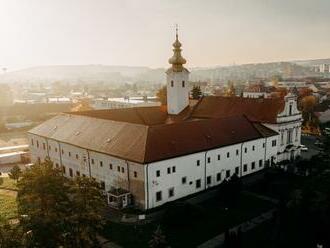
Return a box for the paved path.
[198,208,276,248]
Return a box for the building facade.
[28,31,301,210]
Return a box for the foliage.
[156,86,167,105]
[149,226,168,248]
[16,159,106,247]
[0,221,30,248]
[191,85,202,99]
[8,165,22,183]
[64,176,106,247]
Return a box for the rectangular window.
[170,80,174,87]
[196,179,201,189]
[61,149,64,155]
[182,177,187,184]
[235,166,239,175]
[251,162,255,170]
[121,167,125,173]
[62,166,66,174]
[100,161,103,167]
[218,154,221,160]
[168,187,174,198]
[55,148,58,153]
[48,145,51,151]
[68,152,71,157]
[156,170,160,177]
[207,176,211,185]
[252,145,255,151]
[244,147,247,153]
[76,171,80,176]
[172,166,176,173]
[263,143,265,148]
[227,152,230,158]
[259,159,263,167]
[36,141,39,148]
[82,174,86,177]
[117,166,120,172]
[76,154,79,160]
[216,173,221,181]
[134,171,137,178]
[236,149,239,156]
[272,140,277,147]
[197,160,200,166]
[69,168,73,177]
[226,170,231,178]
[109,163,113,170]
[182,81,185,87]
[55,163,59,168]
[167,167,171,174]
[31,139,34,146]
[207,157,211,163]
[91,158,94,164]
[156,191,162,202]
[243,164,248,172]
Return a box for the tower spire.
[168,24,186,72]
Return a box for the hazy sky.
[1,0,330,71]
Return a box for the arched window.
[182,80,185,87]
[171,80,174,87]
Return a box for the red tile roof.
[191,96,285,123]
[29,96,281,163]
[29,113,277,164]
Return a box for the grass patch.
[0,177,18,191]
[0,192,18,221]
[102,193,274,248]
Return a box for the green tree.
[17,159,71,247]
[156,86,167,105]
[8,165,22,183]
[191,85,202,100]
[149,225,168,248]
[16,159,107,247]
[65,176,106,247]
[0,221,29,248]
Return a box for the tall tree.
[191,85,202,100]
[8,165,22,183]
[65,176,106,247]
[17,159,71,247]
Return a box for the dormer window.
[182,81,185,87]
[171,80,174,87]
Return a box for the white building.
[28,31,302,210]
[92,96,160,110]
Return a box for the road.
[300,135,321,160]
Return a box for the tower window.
[182,81,185,87]
[171,80,174,87]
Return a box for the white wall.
[146,136,278,209]
[166,69,190,114]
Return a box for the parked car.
[314,140,323,146]
[299,145,308,152]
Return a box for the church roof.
[191,96,285,123]
[28,111,277,164]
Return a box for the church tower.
[166,27,190,115]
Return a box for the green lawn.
[0,191,18,221]
[102,193,274,248]
[0,177,18,191]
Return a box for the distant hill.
[0,58,329,85]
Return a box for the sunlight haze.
[1,0,330,70]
